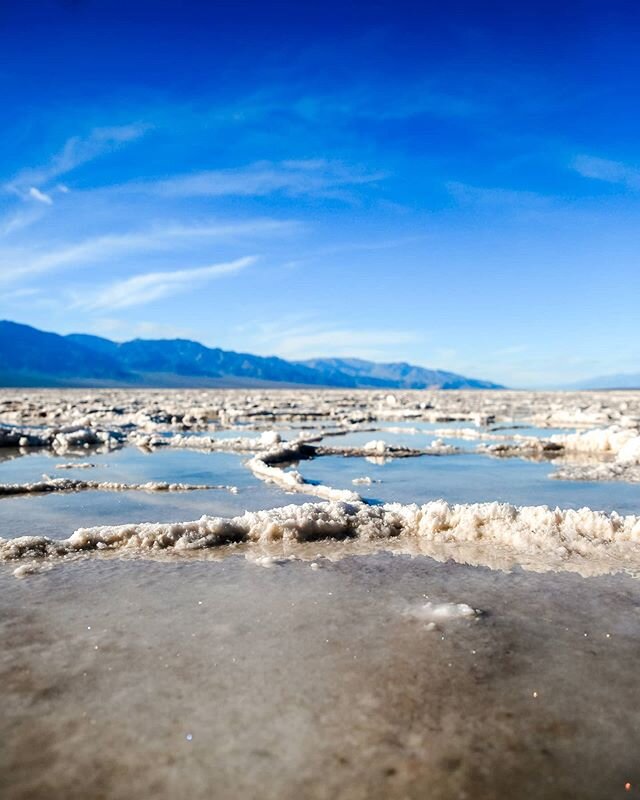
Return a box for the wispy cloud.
[571,155,640,190]
[244,318,419,361]
[77,255,256,311]
[0,208,45,238]
[126,159,386,201]
[4,123,149,201]
[208,78,507,133]
[0,287,42,302]
[447,181,553,209]
[0,219,293,283]
[28,187,53,205]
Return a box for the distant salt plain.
[1,388,640,799]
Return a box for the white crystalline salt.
[246,554,285,568]
[4,387,640,581]
[410,601,481,622]
[618,436,640,465]
[364,440,387,453]
[259,431,282,447]
[246,456,361,503]
[0,478,232,496]
[3,498,640,573]
[13,563,37,578]
[551,426,639,458]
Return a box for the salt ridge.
[2,499,640,569]
[0,478,236,496]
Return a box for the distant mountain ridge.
[298,357,500,390]
[0,321,503,389]
[570,372,640,390]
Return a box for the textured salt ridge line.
[132,430,319,457]
[478,441,564,457]
[0,478,236,496]
[130,432,266,451]
[433,427,509,442]
[2,499,640,564]
[246,456,361,503]
[317,444,424,458]
[552,464,640,483]
[438,425,640,463]
[5,388,640,434]
[551,426,640,463]
[237,434,363,502]
[4,398,639,462]
[316,438,459,458]
[245,438,450,500]
[472,425,640,482]
[0,425,124,452]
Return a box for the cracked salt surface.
[2,389,640,798]
[1,389,640,574]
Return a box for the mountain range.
[570,372,640,390]
[0,320,503,390]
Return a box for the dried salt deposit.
[2,388,640,800]
[2,497,639,580]
[1,388,640,576]
[0,477,234,496]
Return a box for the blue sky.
[1,0,639,387]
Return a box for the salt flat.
[1,389,640,798]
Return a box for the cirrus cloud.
[76,255,257,311]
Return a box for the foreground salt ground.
[2,553,640,800]
[2,389,640,799]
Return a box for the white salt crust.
[2,499,639,567]
[409,601,481,621]
[0,478,236,496]
[2,389,640,581]
[246,456,361,502]
[551,426,640,462]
